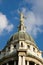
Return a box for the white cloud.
[21,8,43,37]
[6,24,13,32]
[0,12,13,35]
[25,0,43,15]
[20,0,43,37]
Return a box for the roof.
[2,31,38,51]
[9,31,35,43]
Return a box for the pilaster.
[23,56,25,65]
[27,61,29,65]
[18,56,21,65]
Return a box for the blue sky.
[0,0,43,52]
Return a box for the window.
[21,42,23,47]
[27,45,30,49]
[33,47,35,52]
[8,47,10,51]
[14,45,16,49]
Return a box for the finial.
[20,12,25,25]
[18,12,26,32]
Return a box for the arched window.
[33,47,35,52]
[21,42,23,47]
[8,47,10,51]
[14,45,16,49]
[27,45,30,49]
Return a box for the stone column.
[27,61,29,65]
[6,63,9,65]
[23,56,25,65]
[10,44,14,53]
[14,61,16,65]
[18,56,21,65]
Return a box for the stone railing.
[27,49,43,60]
[0,49,17,59]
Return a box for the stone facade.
[0,13,43,65]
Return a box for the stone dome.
[9,13,35,43]
[9,31,35,43]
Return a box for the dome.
[6,13,38,49]
[9,13,35,43]
[9,31,35,43]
